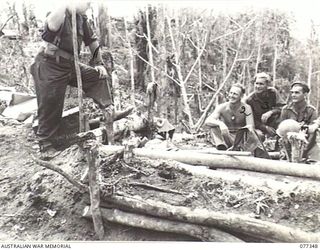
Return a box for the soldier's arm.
[204,104,225,128]
[46,4,68,32]
[310,108,318,123]
[308,110,319,133]
[245,104,255,129]
[88,41,101,59]
[88,41,108,78]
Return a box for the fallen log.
[82,206,244,242]
[181,148,280,159]
[114,113,149,139]
[104,193,320,242]
[132,148,320,180]
[99,145,124,156]
[181,148,252,156]
[174,162,320,197]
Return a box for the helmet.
[276,119,301,138]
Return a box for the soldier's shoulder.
[281,104,291,111]
[245,92,255,102]
[216,102,228,110]
[267,87,279,94]
[240,101,251,108]
[306,104,317,112]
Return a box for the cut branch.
[128,182,187,195]
[31,155,87,193]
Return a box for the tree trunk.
[82,206,244,242]
[103,193,320,242]
[157,5,167,119]
[272,24,277,86]
[307,56,312,105]
[124,17,136,108]
[98,4,108,47]
[255,16,262,76]
[132,148,320,180]
[71,6,86,133]
[255,40,261,76]
[86,143,104,239]
[317,74,320,112]
[111,71,121,110]
[146,6,155,83]
[220,36,227,105]
[134,12,148,90]
[167,16,194,129]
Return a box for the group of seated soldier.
[204,72,320,162]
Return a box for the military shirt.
[42,11,97,55]
[280,101,317,125]
[246,87,285,132]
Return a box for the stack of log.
[82,145,319,242]
[33,111,320,242]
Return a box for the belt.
[44,48,74,62]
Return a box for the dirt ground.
[1,117,320,242]
[0,120,197,241]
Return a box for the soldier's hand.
[265,125,277,136]
[261,111,273,124]
[95,65,108,79]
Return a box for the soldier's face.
[290,86,306,103]
[228,86,242,104]
[254,79,268,94]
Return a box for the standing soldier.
[30,2,114,152]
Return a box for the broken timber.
[103,193,320,242]
[86,142,104,239]
[82,206,244,242]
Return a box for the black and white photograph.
[0,0,320,247]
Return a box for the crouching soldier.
[246,72,285,139]
[204,84,262,154]
[279,81,320,161]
